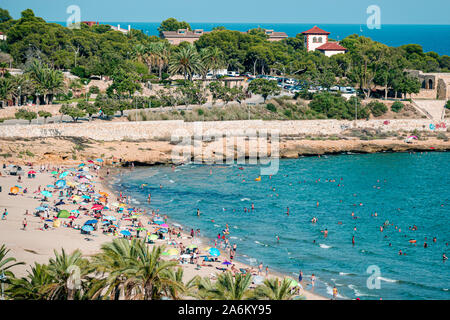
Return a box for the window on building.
[318,37,322,43]
[313,37,317,43]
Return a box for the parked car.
[227,71,240,77]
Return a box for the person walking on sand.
[258,262,263,275]
[2,209,8,220]
[311,274,316,289]
[298,270,303,284]
[22,218,27,230]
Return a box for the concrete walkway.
[412,100,446,121]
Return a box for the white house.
[109,24,131,34]
[301,26,347,57]
[0,32,6,41]
[316,42,347,57]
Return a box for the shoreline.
[100,167,328,300]
[0,162,326,300]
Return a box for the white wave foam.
[240,198,251,201]
[255,240,268,247]
[377,277,398,283]
[348,284,377,297]
[319,244,331,249]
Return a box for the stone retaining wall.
[0,119,448,141]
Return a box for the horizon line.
[47,20,450,26]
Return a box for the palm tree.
[168,45,203,80]
[194,271,253,300]
[89,237,141,300]
[90,239,182,300]
[154,42,170,79]
[6,263,52,300]
[200,47,225,80]
[12,74,35,106]
[43,248,89,300]
[0,244,24,279]
[26,59,65,104]
[161,267,191,300]
[253,277,296,300]
[0,244,24,299]
[0,77,14,108]
[118,240,182,300]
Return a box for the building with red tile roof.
[301,26,346,56]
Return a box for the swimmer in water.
[197,208,200,216]
[352,235,355,246]
[286,207,289,216]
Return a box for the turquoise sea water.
[111,152,450,300]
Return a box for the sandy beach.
[0,162,326,300]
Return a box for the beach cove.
[0,162,325,300]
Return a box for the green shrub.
[266,103,277,113]
[445,100,450,109]
[367,101,388,117]
[391,101,404,113]
[89,86,100,94]
[197,109,204,116]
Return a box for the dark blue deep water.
[111,152,450,300]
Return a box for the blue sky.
[2,0,449,24]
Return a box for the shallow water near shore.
[111,152,450,300]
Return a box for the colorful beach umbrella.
[57,210,70,218]
[148,234,158,241]
[120,230,131,236]
[10,186,19,194]
[208,248,221,257]
[28,170,36,174]
[103,216,116,221]
[55,180,66,188]
[81,225,94,232]
[41,191,52,197]
[59,171,69,178]
[162,248,179,256]
[84,219,98,225]
[287,279,299,288]
[51,171,58,175]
